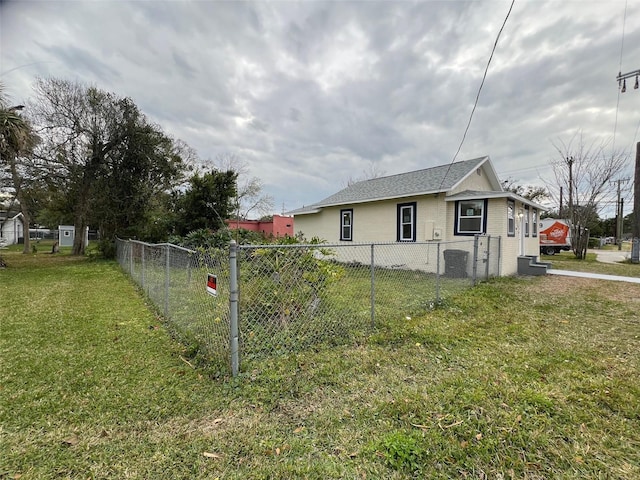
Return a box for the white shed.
[58,225,89,248]
[0,213,24,245]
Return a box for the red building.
[225,214,294,238]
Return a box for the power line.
[612,0,628,151]
[438,0,516,192]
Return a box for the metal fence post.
[497,236,502,276]
[472,235,479,286]
[164,244,170,318]
[229,240,240,377]
[141,243,146,290]
[128,240,133,275]
[485,236,491,279]
[436,242,441,303]
[370,243,375,329]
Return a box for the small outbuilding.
[58,225,76,247]
[58,225,89,248]
[0,212,24,245]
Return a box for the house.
[0,212,24,245]
[288,156,546,276]
[225,214,294,238]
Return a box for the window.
[524,206,530,237]
[455,199,486,235]
[532,209,538,237]
[507,200,515,237]
[340,209,353,241]
[64,231,70,237]
[397,202,416,242]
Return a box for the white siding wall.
[0,217,23,245]
[295,195,452,244]
[450,167,493,195]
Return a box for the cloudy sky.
[2,0,639,218]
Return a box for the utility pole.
[633,142,640,263]
[616,70,639,262]
[617,69,640,93]
[566,156,575,253]
[559,186,563,218]
[612,178,630,251]
[634,143,640,239]
[567,157,574,219]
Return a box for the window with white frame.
[532,208,538,237]
[455,200,486,235]
[397,202,416,242]
[507,200,515,237]
[340,209,353,241]
[525,206,530,237]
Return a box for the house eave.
[444,191,547,210]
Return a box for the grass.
[1,248,639,478]
[542,250,639,277]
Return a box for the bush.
[98,238,117,259]
[239,236,345,327]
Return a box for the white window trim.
[456,200,486,235]
[340,209,353,241]
[397,202,416,242]
[507,200,515,237]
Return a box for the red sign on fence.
[206,274,217,296]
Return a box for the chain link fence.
[116,239,231,371]
[116,235,500,376]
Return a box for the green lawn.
[543,250,639,277]
[1,249,639,479]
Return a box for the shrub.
[239,236,345,326]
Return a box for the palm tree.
[1,84,36,255]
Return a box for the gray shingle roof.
[290,156,489,214]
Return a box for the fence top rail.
[237,237,495,250]
[117,238,196,254]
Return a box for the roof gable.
[291,156,501,214]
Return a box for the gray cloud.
[1,0,638,217]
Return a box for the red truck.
[539,218,572,255]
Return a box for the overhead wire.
[612,0,628,152]
[437,0,516,192]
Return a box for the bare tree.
[211,153,274,220]
[547,133,628,258]
[346,160,386,187]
